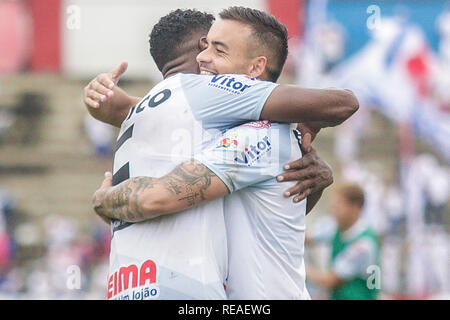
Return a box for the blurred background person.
[0,198,13,279]
[83,115,114,158]
[306,183,380,300]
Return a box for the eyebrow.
[211,40,229,51]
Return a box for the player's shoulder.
[180,73,274,92]
[179,72,263,82]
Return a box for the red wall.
[29,0,61,72]
[268,0,304,39]
[268,0,304,74]
[15,0,300,73]
[0,1,32,73]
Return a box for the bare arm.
[260,86,359,128]
[92,160,229,222]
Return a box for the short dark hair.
[337,184,365,209]
[219,6,288,82]
[149,9,215,72]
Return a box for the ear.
[248,56,267,79]
[198,36,208,51]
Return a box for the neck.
[162,54,198,78]
[340,215,359,232]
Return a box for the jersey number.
[112,89,172,186]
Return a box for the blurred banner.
[0,1,32,73]
[297,0,450,162]
[298,0,449,299]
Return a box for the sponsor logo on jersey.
[208,75,253,94]
[234,136,271,166]
[216,132,239,149]
[107,259,159,300]
[216,137,239,149]
[241,120,271,129]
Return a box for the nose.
[196,46,212,65]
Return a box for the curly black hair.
[149,9,215,72]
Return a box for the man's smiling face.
[196,19,265,78]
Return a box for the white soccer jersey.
[107,73,278,300]
[194,121,310,300]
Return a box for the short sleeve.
[332,238,378,280]
[193,122,292,192]
[180,73,279,131]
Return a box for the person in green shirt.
[306,183,380,300]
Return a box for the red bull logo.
[216,137,239,149]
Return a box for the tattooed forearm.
[162,160,216,201]
[93,159,225,223]
[93,176,157,222]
